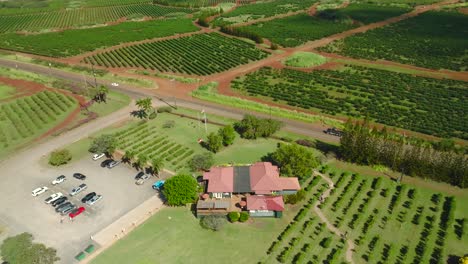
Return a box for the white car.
[86,194,102,205]
[52,175,66,185]
[32,186,48,197]
[44,192,63,204]
[111,82,119,87]
[92,153,105,161]
[136,174,151,185]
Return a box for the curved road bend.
[0,58,339,143]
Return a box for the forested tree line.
[340,119,467,188]
[220,26,263,44]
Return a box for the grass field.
[0,90,78,159]
[230,66,468,139]
[320,10,468,71]
[283,52,327,68]
[0,84,16,100]
[90,205,299,264]
[212,0,316,26]
[0,18,199,57]
[83,32,269,75]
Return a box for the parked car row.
[31,172,103,220]
[100,159,121,169]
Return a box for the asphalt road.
[0,58,339,143]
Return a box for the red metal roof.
[250,162,282,193]
[247,195,284,211]
[204,162,300,194]
[278,177,301,190]
[203,166,234,193]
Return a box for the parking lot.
[0,155,164,263]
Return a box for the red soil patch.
[0,76,45,102]
[459,7,468,14]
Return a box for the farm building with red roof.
[197,162,300,218]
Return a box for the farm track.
[314,171,356,264]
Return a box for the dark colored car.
[107,160,121,169]
[81,192,96,203]
[135,171,145,180]
[60,204,77,215]
[73,173,86,180]
[101,159,113,168]
[55,202,71,212]
[52,196,68,207]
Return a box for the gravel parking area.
[0,156,161,263]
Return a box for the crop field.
[0,3,192,33]
[261,176,348,264]
[154,0,253,7]
[211,0,316,26]
[114,122,197,171]
[0,18,199,57]
[262,169,468,264]
[0,90,77,155]
[83,32,269,75]
[320,10,468,71]
[231,66,468,139]
[241,4,410,47]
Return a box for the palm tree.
[151,158,164,176]
[97,85,109,103]
[136,97,153,119]
[136,154,148,170]
[122,150,135,163]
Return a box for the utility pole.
[48,62,52,78]
[91,64,98,88]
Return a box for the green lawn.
[215,137,279,165]
[91,204,299,264]
[87,90,131,117]
[0,84,16,100]
[283,52,327,68]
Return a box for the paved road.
[0,58,340,143]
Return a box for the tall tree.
[135,97,153,119]
[136,154,148,169]
[89,134,117,155]
[218,125,236,146]
[269,143,319,179]
[151,158,164,176]
[122,150,135,163]
[1,233,60,264]
[163,174,198,206]
[206,132,223,153]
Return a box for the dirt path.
[314,171,356,264]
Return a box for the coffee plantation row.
[0,91,77,149]
[0,18,198,57]
[231,66,467,139]
[154,0,253,8]
[0,3,192,33]
[114,122,196,171]
[83,33,270,75]
[211,0,316,26]
[261,169,467,263]
[320,10,468,71]
[240,4,411,47]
